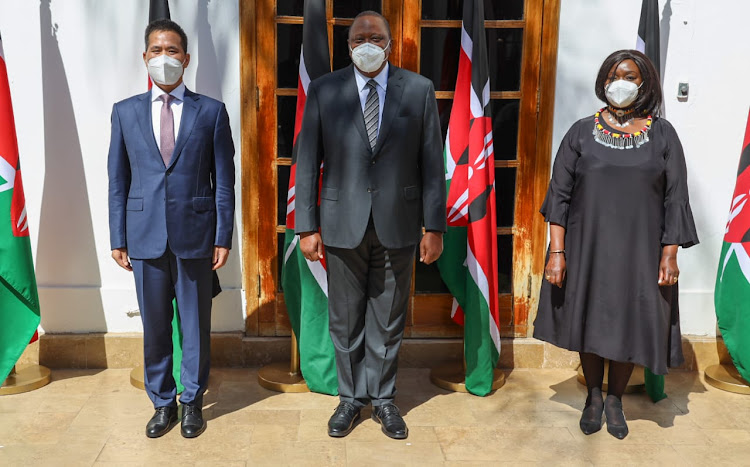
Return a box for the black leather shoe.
[579,388,604,435]
[372,404,408,440]
[328,402,360,438]
[146,406,177,438]
[181,404,207,438]
[604,395,629,440]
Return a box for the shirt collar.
[353,62,389,93]
[151,82,186,102]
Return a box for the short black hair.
[594,49,662,116]
[145,19,188,53]
[348,11,392,40]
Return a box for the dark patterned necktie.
[364,80,379,149]
[159,94,175,166]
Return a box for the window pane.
[278,232,285,292]
[278,165,291,227]
[437,99,453,142]
[334,0,381,18]
[495,168,516,228]
[277,95,297,158]
[277,0,304,16]
[420,28,461,92]
[422,0,525,20]
[277,23,303,89]
[332,25,352,71]
[487,28,523,91]
[415,254,450,294]
[498,235,512,294]
[492,99,519,160]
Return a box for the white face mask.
[605,79,642,108]
[349,41,390,73]
[146,54,185,86]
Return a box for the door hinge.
[536,88,541,115]
[256,86,260,110]
[257,274,261,298]
[527,275,532,298]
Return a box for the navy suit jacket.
[108,88,235,260]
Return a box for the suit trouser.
[325,223,415,408]
[131,247,213,408]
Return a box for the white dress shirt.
[151,82,185,150]
[354,62,388,135]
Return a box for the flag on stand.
[0,32,41,383]
[280,0,337,395]
[636,0,668,402]
[436,0,500,397]
[715,109,750,384]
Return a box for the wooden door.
[244,0,559,338]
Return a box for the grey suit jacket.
[295,64,446,249]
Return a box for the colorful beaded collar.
[593,108,652,150]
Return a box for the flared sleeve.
[540,123,580,228]
[660,121,699,248]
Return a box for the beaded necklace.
[593,108,652,150]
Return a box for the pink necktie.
[159,94,175,166]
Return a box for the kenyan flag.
[715,108,750,384]
[280,0,337,395]
[0,32,41,383]
[436,0,500,396]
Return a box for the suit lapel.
[341,65,372,153]
[373,66,404,155]
[168,89,201,170]
[135,92,163,165]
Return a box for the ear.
[183,53,191,68]
[143,51,148,65]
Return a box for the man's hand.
[300,231,324,262]
[420,232,443,265]
[213,246,230,270]
[112,248,132,271]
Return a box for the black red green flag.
[281,0,337,395]
[437,0,500,396]
[0,32,41,383]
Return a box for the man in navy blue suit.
[108,19,234,439]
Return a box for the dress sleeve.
[661,122,699,248]
[540,124,580,228]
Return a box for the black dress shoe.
[372,404,408,439]
[579,387,604,435]
[146,406,177,438]
[604,395,629,440]
[181,404,207,438]
[328,402,360,438]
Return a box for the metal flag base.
[1,365,51,395]
[430,361,506,393]
[704,363,750,395]
[257,333,310,393]
[130,366,146,390]
[576,362,645,393]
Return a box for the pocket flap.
[126,198,143,211]
[403,186,420,200]
[193,197,215,212]
[320,187,339,201]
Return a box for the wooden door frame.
[238,0,562,337]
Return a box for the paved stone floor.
[1,368,750,466]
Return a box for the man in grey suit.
[295,11,446,440]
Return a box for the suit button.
[367,188,372,193]
[371,160,375,165]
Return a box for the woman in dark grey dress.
[534,50,698,439]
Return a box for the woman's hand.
[658,245,679,286]
[545,253,566,288]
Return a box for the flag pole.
[257,331,310,393]
[1,364,51,396]
[430,336,505,393]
